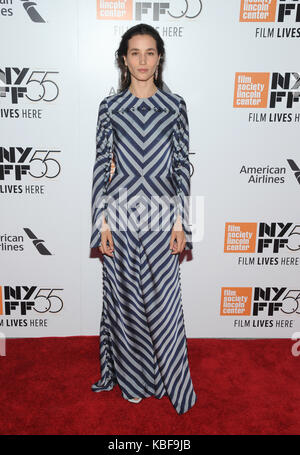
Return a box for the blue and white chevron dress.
[90,87,197,415]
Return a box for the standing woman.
[90,23,197,415]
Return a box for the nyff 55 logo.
[0,146,61,180]
[0,286,64,315]
[0,67,59,104]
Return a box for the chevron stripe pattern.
[90,87,197,415]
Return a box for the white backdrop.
[0,0,299,339]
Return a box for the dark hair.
[115,23,165,92]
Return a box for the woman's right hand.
[98,215,114,257]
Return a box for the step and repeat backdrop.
[0,0,299,339]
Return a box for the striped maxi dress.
[90,86,197,415]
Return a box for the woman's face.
[123,34,160,83]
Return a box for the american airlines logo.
[0,1,46,23]
[0,228,53,255]
[23,228,52,255]
[287,159,300,185]
[20,0,45,23]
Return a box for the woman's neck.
[128,83,157,99]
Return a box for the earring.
[124,66,127,80]
[155,66,158,81]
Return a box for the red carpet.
[1,337,300,435]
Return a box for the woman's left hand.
[170,216,186,254]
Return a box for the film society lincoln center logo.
[220,287,300,321]
[240,0,300,22]
[96,0,203,20]
[224,222,300,255]
[233,72,300,109]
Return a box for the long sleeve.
[172,97,193,250]
[90,97,114,249]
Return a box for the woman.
[90,23,197,415]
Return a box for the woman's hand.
[98,215,114,257]
[170,215,186,254]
